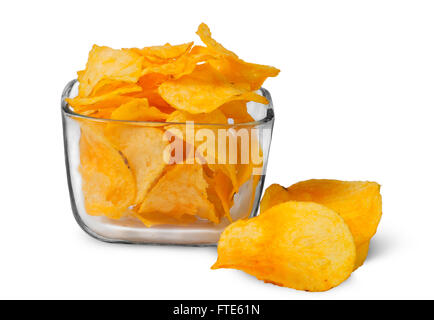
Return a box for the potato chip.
[66,84,142,111]
[141,49,212,79]
[137,164,219,224]
[286,180,382,246]
[164,109,239,217]
[88,108,117,119]
[164,109,219,162]
[209,58,280,91]
[137,73,169,89]
[104,125,168,205]
[135,42,194,60]
[210,170,234,222]
[165,109,229,163]
[127,88,175,112]
[110,99,169,121]
[212,201,356,291]
[219,101,254,124]
[79,123,136,219]
[90,79,138,96]
[166,109,227,124]
[78,45,144,97]
[355,240,370,269]
[158,63,268,114]
[260,183,291,213]
[235,128,263,188]
[196,23,280,90]
[203,171,228,220]
[196,23,238,58]
[165,110,240,197]
[260,180,382,270]
[131,210,196,227]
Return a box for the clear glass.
[61,80,274,245]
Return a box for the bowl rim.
[61,79,275,127]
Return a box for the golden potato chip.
[158,63,268,114]
[137,73,169,89]
[196,23,280,90]
[104,126,168,205]
[209,58,280,91]
[78,45,144,97]
[286,180,382,245]
[110,99,169,121]
[219,101,254,124]
[127,88,175,113]
[165,109,229,163]
[137,164,219,224]
[91,107,117,119]
[208,163,238,190]
[141,48,212,79]
[79,123,136,219]
[66,84,142,111]
[260,180,382,270]
[164,109,221,162]
[260,183,291,213]
[165,109,242,198]
[210,170,234,222]
[235,128,263,188]
[355,240,370,269]
[212,201,356,291]
[131,210,196,227]
[135,42,194,60]
[166,109,227,124]
[90,79,137,96]
[196,23,238,58]
[203,171,227,220]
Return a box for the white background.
[0,0,433,299]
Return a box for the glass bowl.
[61,79,274,245]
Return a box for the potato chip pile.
[67,23,279,226]
[213,179,382,291]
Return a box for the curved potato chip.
[196,23,238,58]
[90,79,138,96]
[209,58,280,91]
[165,109,228,162]
[212,201,356,291]
[104,125,168,204]
[164,109,240,199]
[79,123,136,219]
[166,109,227,124]
[260,183,291,213]
[158,63,268,114]
[78,45,144,97]
[286,180,382,245]
[110,99,168,121]
[128,89,175,113]
[196,23,280,90]
[209,169,234,222]
[141,49,212,79]
[203,171,228,220]
[91,107,117,119]
[137,73,169,89]
[355,240,370,269]
[131,210,196,227]
[136,42,194,60]
[66,84,142,110]
[219,101,254,124]
[138,164,219,224]
[235,128,263,188]
[260,180,382,270]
